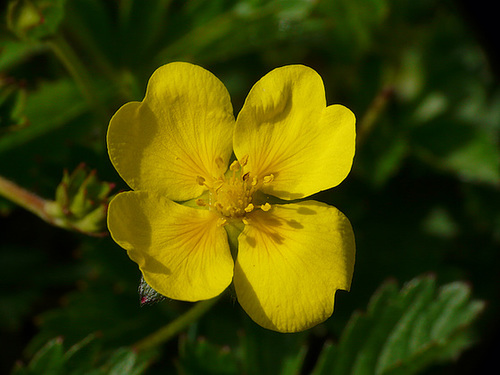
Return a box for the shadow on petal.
[141,251,173,276]
[234,261,280,331]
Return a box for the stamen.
[203,156,272,222]
[239,154,249,167]
[263,174,274,184]
[214,179,224,191]
[244,203,254,213]
[196,176,206,186]
[229,160,240,171]
[215,156,225,169]
[261,203,272,212]
[217,217,227,227]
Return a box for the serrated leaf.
[240,317,306,375]
[178,335,239,375]
[105,348,137,375]
[311,275,484,375]
[27,337,65,374]
[62,334,100,374]
[280,345,307,375]
[15,335,155,375]
[0,79,86,154]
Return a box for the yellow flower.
[107,62,356,333]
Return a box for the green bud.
[52,164,115,236]
[7,0,44,39]
[7,0,67,41]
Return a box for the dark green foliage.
[12,335,157,375]
[7,0,67,41]
[311,276,484,375]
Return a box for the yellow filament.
[198,156,272,222]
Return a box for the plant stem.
[0,175,53,223]
[133,296,220,352]
[46,35,105,116]
[357,86,394,147]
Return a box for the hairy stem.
[133,297,220,352]
[46,35,106,116]
[357,86,395,147]
[0,175,52,223]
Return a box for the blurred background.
[1,0,498,374]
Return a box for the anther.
[196,176,206,186]
[251,177,258,186]
[230,160,240,171]
[217,217,227,227]
[239,154,249,167]
[263,174,274,184]
[261,203,272,212]
[242,172,250,181]
[215,157,225,169]
[244,203,254,213]
[196,198,206,206]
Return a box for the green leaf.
[279,345,307,375]
[413,118,500,186]
[14,335,155,375]
[178,334,240,375]
[0,38,47,72]
[154,0,321,66]
[104,348,137,375]
[240,317,306,375]
[311,276,484,375]
[14,337,65,374]
[0,79,87,154]
[62,333,100,374]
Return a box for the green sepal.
[51,164,115,236]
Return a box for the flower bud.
[7,0,65,40]
[49,163,115,236]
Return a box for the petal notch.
[234,200,355,332]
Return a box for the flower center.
[196,156,273,225]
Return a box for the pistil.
[195,156,273,224]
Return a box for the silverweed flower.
[107,62,356,332]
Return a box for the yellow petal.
[107,62,235,201]
[234,65,356,200]
[234,200,355,332]
[108,190,233,301]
